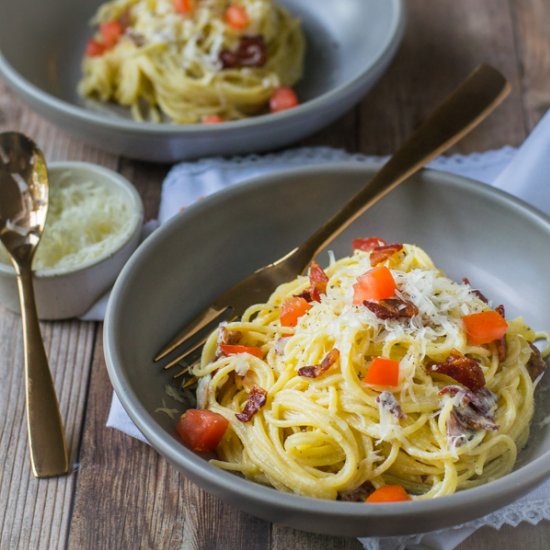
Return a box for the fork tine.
[162,337,207,370]
[172,365,191,379]
[182,376,198,390]
[154,306,232,362]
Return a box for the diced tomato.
[280,296,312,327]
[85,38,107,57]
[364,357,400,387]
[463,310,508,345]
[366,485,411,503]
[220,343,264,359]
[173,0,193,14]
[352,236,387,252]
[100,20,124,49]
[225,4,249,29]
[176,409,229,453]
[270,87,299,113]
[353,266,396,304]
[202,114,224,124]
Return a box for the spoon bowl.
[0,132,68,478]
[0,133,48,266]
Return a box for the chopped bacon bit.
[363,298,418,321]
[235,385,267,422]
[439,385,498,446]
[494,305,507,362]
[377,391,406,419]
[339,481,375,502]
[295,261,329,303]
[294,288,321,303]
[127,29,145,47]
[309,261,328,294]
[527,342,546,382]
[219,35,267,68]
[298,348,340,378]
[216,324,242,356]
[219,325,242,345]
[352,236,387,252]
[462,277,489,304]
[274,336,291,355]
[428,350,485,391]
[370,243,403,267]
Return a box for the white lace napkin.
[106,110,550,549]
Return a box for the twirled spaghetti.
[79,0,305,123]
[184,241,548,501]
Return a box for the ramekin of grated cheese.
[0,161,143,319]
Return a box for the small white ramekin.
[0,161,144,320]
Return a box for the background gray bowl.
[104,164,550,537]
[0,0,404,162]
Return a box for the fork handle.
[16,262,69,478]
[298,64,510,262]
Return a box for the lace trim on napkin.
[165,145,516,175]
[361,498,550,550]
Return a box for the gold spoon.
[0,132,68,478]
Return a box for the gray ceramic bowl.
[0,0,404,162]
[104,164,550,537]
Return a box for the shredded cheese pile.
[0,171,139,272]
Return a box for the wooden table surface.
[1,1,550,548]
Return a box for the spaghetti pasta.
[189,242,548,501]
[79,0,305,123]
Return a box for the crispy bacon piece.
[219,35,267,68]
[309,261,328,294]
[339,481,376,502]
[295,261,329,303]
[369,243,403,267]
[439,385,498,446]
[352,236,387,252]
[527,342,546,382]
[298,348,340,378]
[216,323,242,357]
[428,350,485,391]
[494,304,507,362]
[363,298,418,321]
[235,385,267,422]
[376,391,406,419]
[462,277,489,304]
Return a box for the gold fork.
[154,64,510,377]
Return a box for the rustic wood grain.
[358,0,527,155]
[510,0,550,130]
[0,82,115,550]
[1,0,550,548]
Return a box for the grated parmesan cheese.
[0,170,139,273]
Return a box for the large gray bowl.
[0,0,404,162]
[104,164,550,537]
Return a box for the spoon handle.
[16,263,69,478]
